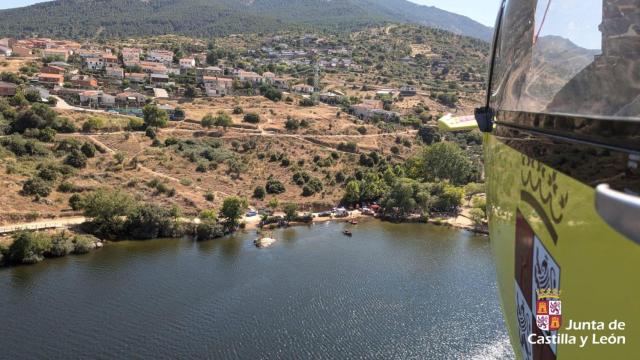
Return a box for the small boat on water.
[343,230,352,236]
[349,219,358,225]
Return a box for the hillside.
[0,0,493,41]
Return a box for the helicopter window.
[490,0,640,120]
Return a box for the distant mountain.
[524,35,599,111]
[0,0,493,41]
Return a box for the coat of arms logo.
[535,288,562,331]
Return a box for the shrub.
[145,127,157,139]
[196,220,225,241]
[37,127,57,142]
[80,142,96,158]
[337,142,357,153]
[69,193,83,210]
[199,210,217,221]
[22,177,52,197]
[7,232,52,264]
[265,178,286,194]
[72,235,95,254]
[201,113,215,128]
[196,163,207,173]
[299,98,315,107]
[263,87,282,102]
[37,166,58,182]
[232,106,243,114]
[82,117,104,133]
[293,171,310,186]
[204,191,215,201]
[243,113,260,124]
[285,117,300,131]
[48,232,74,257]
[253,186,266,200]
[469,208,486,227]
[64,150,88,168]
[127,117,145,131]
[58,181,78,193]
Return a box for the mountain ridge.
[0,0,493,41]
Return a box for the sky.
[0,0,503,26]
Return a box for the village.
[0,28,485,122]
[0,26,489,249]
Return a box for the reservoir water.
[0,220,514,359]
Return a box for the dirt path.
[0,217,87,234]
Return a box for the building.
[203,76,233,97]
[319,92,340,105]
[85,57,104,71]
[40,65,65,75]
[11,45,32,57]
[116,91,146,107]
[0,38,16,48]
[70,75,98,88]
[179,58,196,69]
[148,50,174,65]
[262,72,276,84]
[196,66,223,82]
[400,85,417,96]
[26,86,50,101]
[106,67,124,79]
[122,47,142,67]
[125,72,147,84]
[0,45,12,57]
[79,90,114,108]
[140,61,168,74]
[102,54,119,68]
[150,73,170,87]
[153,88,169,99]
[351,100,399,121]
[0,81,17,96]
[292,84,315,94]
[237,70,263,85]
[38,73,65,87]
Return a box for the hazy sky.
[0,0,503,26]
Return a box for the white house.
[85,57,104,71]
[0,45,12,57]
[179,58,196,69]
[148,50,174,65]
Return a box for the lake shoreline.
[0,210,487,268]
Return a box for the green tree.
[416,142,472,185]
[360,172,387,202]
[80,189,135,237]
[220,196,248,229]
[381,178,419,218]
[215,111,232,129]
[432,183,464,212]
[342,180,361,205]
[125,204,176,239]
[142,104,169,129]
[283,203,298,221]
